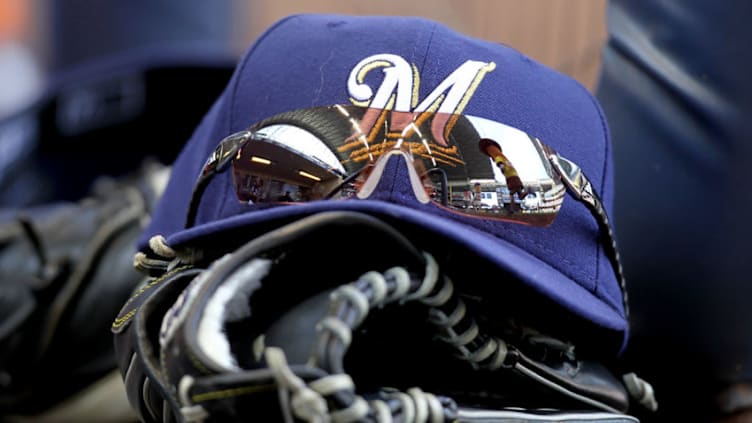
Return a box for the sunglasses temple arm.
[185,174,212,229]
[184,130,254,229]
[550,155,630,320]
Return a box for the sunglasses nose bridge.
[356,150,432,204]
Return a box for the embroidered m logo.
[347,54,495,147]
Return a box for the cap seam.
[416,20,439,77]
[572,76,618,313]
[593,87,613,310]
[228,14,302,134]
[210,15,301,227]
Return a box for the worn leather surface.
[596,1,752,420]
[0,165,166,414]
[515,349,629,412]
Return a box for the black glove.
[0,161,168,418]
[114,211,656,422]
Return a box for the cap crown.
[143,14,624,346]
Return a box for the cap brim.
[166,200,627,341]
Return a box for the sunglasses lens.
[231,124,348,204]
[229,105,567,226]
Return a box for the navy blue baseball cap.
[141,14,628,348]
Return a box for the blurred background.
[0,0,610,209]
[1,0,607,122]
[0,3,610,421]
[8,2,750,423]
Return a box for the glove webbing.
[262,252,505,422]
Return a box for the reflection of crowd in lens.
[236,174,266,204]
[474,138,529,213]
[479,138,527,200]
[237,174,308,204]
[249,178,264,203]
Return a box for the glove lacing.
[261,252,502,422]
[139,236,657,421]
[133,234,197,274]
[265,252,657,421]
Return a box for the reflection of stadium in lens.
[186,104,624,316]
[228,105,568,226]
[188,105,606,233]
